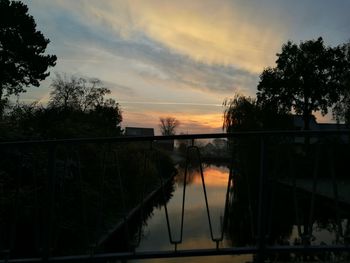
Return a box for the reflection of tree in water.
[175,152,204,186]
[175,164,204,186]
[101,177,176,253]
[225,142,350,261]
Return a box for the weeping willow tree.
[223,94,293,133]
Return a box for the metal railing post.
[43,143,56,262]
[256,136,268,263]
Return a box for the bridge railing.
[0,130,350,262]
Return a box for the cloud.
[23,0,350,131]
[26,0,259,97]
[103,82,135,97]
[48,0,285,73]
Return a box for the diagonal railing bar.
[187,143,232,249]
[159,145,188,251]
[157,151,179,250]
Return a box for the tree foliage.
[0,0,56,113]
[332,42,350,125]
[1,73,123,139]
[223,95,293,132]
[159,117,180,136]
[223,95,259,132]
[257,37,346,129]
[48,73,111,111]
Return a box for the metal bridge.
[0,130,350,262]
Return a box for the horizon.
[20,0,350,134]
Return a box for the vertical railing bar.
[94,144,107,252]
[72,147,89,251]
[291,146,302,240]
[266,140,283,240]
[308,143,321,240]
[43,143,57,261]
[32,151,41,255]
[9,149,23,257]
[133,142,152,248]
[113,145,132,250]
[256,135,267,263]
[329,145,344,242]
[3,250,9,263]
[244,156,255,241]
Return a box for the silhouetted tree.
[257,37,345,130]
[159,117,179,135]
[1,73,123,138]
[48,73,81,109]
[223,95,259,132]
[223,95,292,132]
[0,0,56,116]
[332,42,350,126]
[48,73,111,111]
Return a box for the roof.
[125,127,154,136]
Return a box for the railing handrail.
[0,129,349,146]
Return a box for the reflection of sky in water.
[133,165,252,263]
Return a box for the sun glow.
[123,110,223,134]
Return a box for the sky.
[21,0,350,134]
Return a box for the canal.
[124,161,350,262]
[132,164,252,263]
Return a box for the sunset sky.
[22,0,350,134]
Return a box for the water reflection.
[132,164,252,263]
[127,160,350,262]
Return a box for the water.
[132,164,252,263]
[108,160,350,263]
